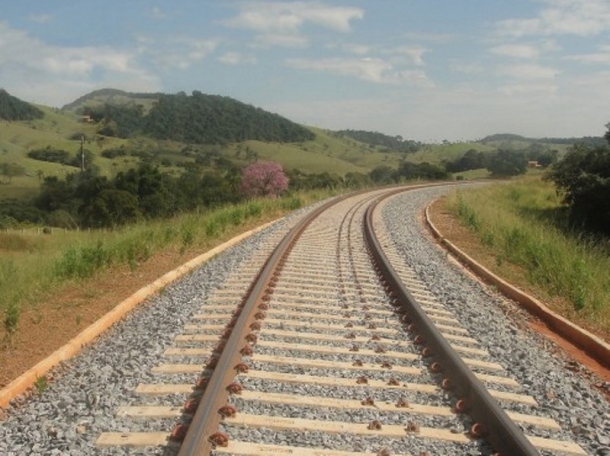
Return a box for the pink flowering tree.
[240,161,289,198]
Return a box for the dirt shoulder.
[428,196,610,385]
[0,217,279,390]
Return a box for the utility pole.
[80,134,85,173]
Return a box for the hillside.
[0,89,44,121]
[0,90,400,201]
[334,129,421,154]
[62,89,314,144]
[1,88,604,204]
[479,133,605,155]
[60,88,160,113]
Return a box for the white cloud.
[498,83,558,96]
[498,63,559,79]
[218,51,257,65]
[252,33,309,48]
[224,1,363,49]
[224,1,364,33]
[387,45,428,66]
[285,56,432,86]
[565,45,610,64]
[402,31,456,44]
[139,37,219,70]
[149,7,166,20]
[496,0,610,37]
[449,61,485,75]
[327,42,371,55]
[491,44,539,59]
[0,21,159,106]
[286,57,391,83]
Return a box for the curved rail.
[177,181,539,456]
[177,193,356,455]
[363,191,540,456]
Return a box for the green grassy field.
[0,109,403,201]
[2,94,573,204]
[0,189,337,319]
[406,142,494,164]
[444,175,610,335]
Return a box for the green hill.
[61,88,160,113]
[0,89,44,121]
[1,88,604,204]
[0,90,402,200]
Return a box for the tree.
[81,189,141,227]
[0,89,44,121]
[487,149,527,177]
[369,165,395,184]
[545,143,610,234]
[0,162,25,184]
[240,161,288,198]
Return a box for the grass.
[453,168,491,180]
[444,175,610,334]
[0,189,336,325]
[406,142,494,164]
[0,110,400,200]
[3,302,19,347]
[34,375,48,394]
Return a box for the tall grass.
[446,176,610,333]
[0,190,330,318]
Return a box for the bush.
[0,214,17,229]
[101,147,129,159]
[487,149,527,177]
[545,144,610,235]
[27,146,73,165]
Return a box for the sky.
[1,0,609,142]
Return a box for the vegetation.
[80,91,315,144]
[3,301,19,347]
[545,125,610,235]
[0,163,26,184]
[0,189,334,320]
[0,89,44,121]
[445,176,610,333]
[334,129,421,154]
[368,161,449,185]
[486,149,528,177]
[240,161,289,198]
[480,133,606,148]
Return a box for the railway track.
[94,185,588,456]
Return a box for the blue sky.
[1,0,609,141]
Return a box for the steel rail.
[363,190,540,456]
[178,182,467,455]
[177,192,360,455]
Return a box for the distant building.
[80,115,94,123]
[528,160,541,168]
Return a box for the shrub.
[545,144,610,235]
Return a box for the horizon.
[2,1,610,142]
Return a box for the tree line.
[334,129,421,154]
[0,162,370,229]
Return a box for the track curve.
[95,185,588,456]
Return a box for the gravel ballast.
[0,204,320,456]
[378,186,610,456]
[1,186,609,456]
